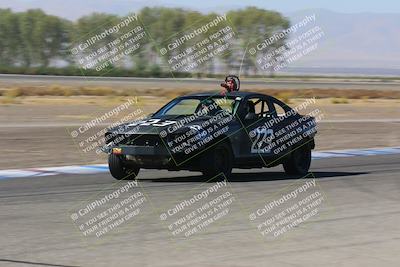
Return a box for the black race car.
[103,91,317,180]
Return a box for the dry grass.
[0,96,20,104]
[331,97,350,104]
[3,87,24,97]
[0,85,122,97]
[275,92,294,103]
[1,85,400,104]
[260,88,400,100]
[0,88,22,104]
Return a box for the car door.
[264,97,298,158]
[240,96,275,160]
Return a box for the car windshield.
[154,96,240,117]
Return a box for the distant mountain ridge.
[286,9,400,70]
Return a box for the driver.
[220,76,238,95]
[198,102,211,115]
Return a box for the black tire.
[283,144,312,175]
[108,154,140,180]
[201,142,233,181]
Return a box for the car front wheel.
[108,154,140,180]
[201,142,233,181]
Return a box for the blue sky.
[1,0,400,20]
[160,0,400,13]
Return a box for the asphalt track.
[0,154,399,266]
[1,74,400,90]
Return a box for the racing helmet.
[221,75,240,92]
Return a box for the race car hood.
[107,115,219,135]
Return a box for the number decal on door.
[251,127,274,153]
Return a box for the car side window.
[274,102,286,117]
[245,98,274,119]
[268,98,293,117]
[246,98,262,118]
[253,99,262,116]
[261,100,273,118]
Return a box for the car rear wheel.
[283,144,311,175]
[108,154,140,180]
[202,142,233,181]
